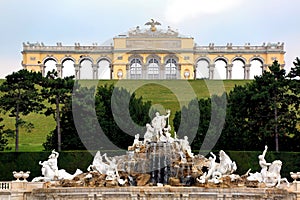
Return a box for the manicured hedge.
[0,150,299,181]
[226,151,300,180]
[0,150,126,181]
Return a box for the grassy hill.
[1,79,251,151]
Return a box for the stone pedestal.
[288,181,300,200]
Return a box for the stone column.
[263,64,269,72]
[142,64,147,79]
[109,64,113,79]
[56,64,62,78]
[193,64,197,80]
[160,63,165,79]
[244,64,251,79]
[126,64,130,79]
[209,64,215,80]
[92,64,98,79]
[226,64,233,79]
[39,64,45,76]
[177,64,181,79]
[74,64,80,79]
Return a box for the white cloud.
[164,0,243,24]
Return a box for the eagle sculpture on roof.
[145,19,161,32]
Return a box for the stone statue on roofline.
[145,19,161,32]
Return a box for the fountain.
[5,110,298,199]
[29,110,289,188]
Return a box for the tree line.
[174,59,300,152]
[0,59,299,152]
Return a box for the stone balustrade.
[22,43,113,52]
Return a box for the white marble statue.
[151,110,170,139]
[196,150,237,184]
[259,145,272,182]
[266,160,289,187]
[179,151,187,163]
[132,134,142,149]
[206,152,217,180]
[144,123,154,144]
[217,150,237,175]
[39,149,59,180]
[32,150,83,182]
[247,145,289,187]
[87,151,125,184]
[103,154,118,180]
[87,151,109,174]
[163,125,174,143]
[180,136,194,158]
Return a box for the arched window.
[196,59,209,79]
[130,58,142,79]
[232,60,245,79]
[214,60,227,80]
[148,58,159,79]
[62,59,75,78]
[165,58,177,79]
[250,59,263,79]
[98,59,111,79]
[43,58,57,77]
[80,59,93,79]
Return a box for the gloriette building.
[21,20,285,80]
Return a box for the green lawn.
[1,79,251,151]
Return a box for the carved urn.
[13,171,24,181]
[22,171,30,182]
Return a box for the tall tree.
[173,94,226,152]
[0,117,12,151]
[96,84,152,149]
[0,70,44,151]
[40,70,74,151]
[225,60,299,151]
[44,83,97,150]
[43,84,152,151]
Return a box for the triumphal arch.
[21,19,285,80]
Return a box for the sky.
[0,0,299,78]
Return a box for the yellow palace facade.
[21,20,285,80]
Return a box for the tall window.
[44,59,57,77]
[62,59,75,78]
[196,59,209,79]
[148,58,159,79]
[165,58,177,79]
[98,59,111,79]
[130,58,142,79]
[80,59,93,79]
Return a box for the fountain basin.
[29,186,295,200]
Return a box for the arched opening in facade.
[43,58,57,76]
[214,59,227,80]
[80,59,93,79]
[195,59,209,79]
[165,58,178,79]
[250,59,263,79]
[129,58,142,79]
[98,59,111,79]
[62,59,75,78]
[147,58,160,79]
[232,59,245,79]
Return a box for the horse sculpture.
[247,160,289,187]
[265,160,289,187]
